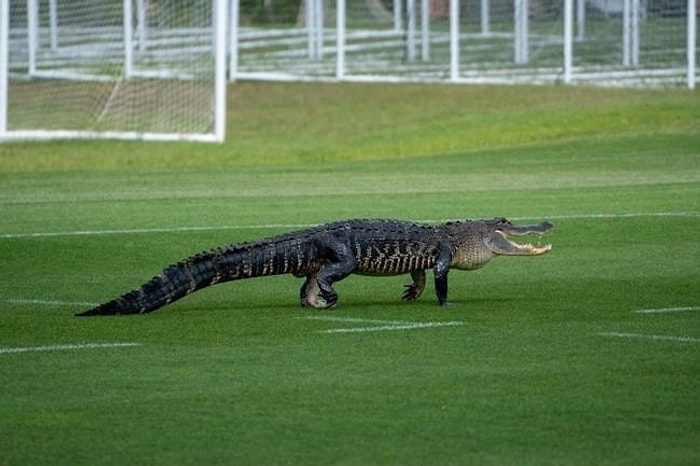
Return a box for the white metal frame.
[1,0,228,142]
[2,0,697,143]
[336,0,346,78]
[622,0,640,67]
[514,0,529,64]
[226,0,695,88]
[449,0,459,81]
[563,0,573,83]
[306,0,324,59]
[688,0,697,89]
[401,0,432,62]
[0,0,8,134]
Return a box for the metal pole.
[306,0,315,59]
[449,0,459,81]
[336,0,346,78]
[631,0,639,66]
[407,0,416,61]
[522,0,529,63]
[49,0,58,49]
[394,0,402,31]
[688,0,696,89]
[137,0,147,52]
[27,0,38,75]
[481,0,490,36]
[564,0,573,83]
[514,0,528,64]
[228,0,239,80]
[315,0,323,59]
[214,0,228,142]
[0,0,9,134]
[576,0,584,41]
[124,0,134,77]
[622,0,630,65]
[421,0,429,61]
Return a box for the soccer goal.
[229,0,696,88]
[0,0,228,142]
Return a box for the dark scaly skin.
[75,218,554,316]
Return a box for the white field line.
[542,211,700,220]
[599,332,700,343]
[298,315,464,334]
[299,315,424,326]
[0,224,310,239]
[1,211,698,239]
[633,306,700,314]
[5,298,98,307]
[0,342,142,355]
[321,322,464,334]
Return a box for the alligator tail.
[75,251,223,316]
[75,237,314,316]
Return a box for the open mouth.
[491,221,554,256]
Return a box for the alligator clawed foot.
[304,298,336,309]
[300,295,337,309]
[320,291,338,308]
[402,284,421,301]
[439,300,458,307]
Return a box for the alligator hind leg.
[402,269,426,301]
[300,273,331,309]
[307,240,357,308]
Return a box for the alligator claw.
[402,284,421,301]
[320,290,338,308]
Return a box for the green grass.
[1,82,699,465]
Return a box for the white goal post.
[0,0,228,142]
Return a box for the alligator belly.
[354,269,410,277]
[355,255,432,276]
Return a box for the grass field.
[1,83,699,465]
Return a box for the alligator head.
[448,217,554,271]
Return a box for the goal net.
[570,0,695,86]
[231,0,396,80]
[0,0,227,142]
[228,0,696,88]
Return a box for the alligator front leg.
[402,269,426,301]
[434,247,453,306]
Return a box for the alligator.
[75,217,554,316]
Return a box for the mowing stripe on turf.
[1,211,698,239]
[632,306,700,314]
[0,342,142,355]
[599,332,700,343]
[298,316,464,333]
